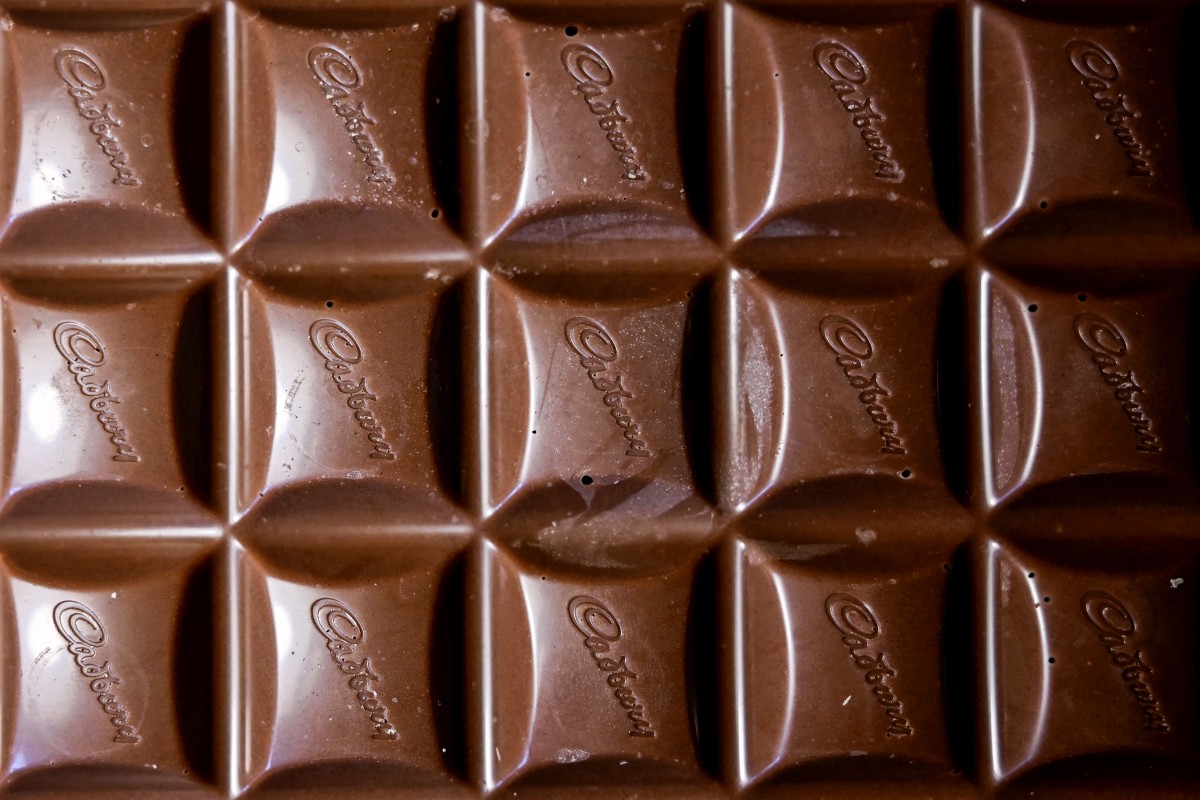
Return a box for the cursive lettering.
[308,45,396,185]
[1074,312,1161,453]
[564,318,651,458]
[54,48,140,186]
[568,596,655,737]
[561,44,649,181]
[1066,40,1152,177]
[826,593,913,736]
[819,315,907,455]
[53,321,141,462]
[813,42,903,182]
[53,600,141,743]
[1081,591,1169,731]
[309,319,398,460]
[311,598,399,740]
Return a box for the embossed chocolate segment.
[982,537,1198,785]
[727,536,962,788]
[2,12,211,258]
[970,3,1188,238]
[473,542,706,789]
[720,272,950,512]
[236,273,462,523]
[53,48,141,187]
[5,544,214,787]
[53,600,142,744]
[311,598,399,740]
[229,8,458,258]
[722,5,953,248]
[475,10,702,245]
[53,321,141,463]
[236,540,465,792]
[978,269,1192,507]
[1,272,213,515]
[482,275,699,517]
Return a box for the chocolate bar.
[0,0,1195,797]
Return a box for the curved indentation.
[503,202,702,244]
[766,568,798,784]
[741,42,786,244]
[171,283,213,509]
[232,11,278,249]
[731,279,786,512]
[241,477,462,529]
[756,473,950,512]
[986,544,1052,783]
[4,764,198,793]
[250,759,452,792]
[973,6,1037,238]
[1025,569,1053,780]
[2,481,212,525]
[511,299,541,509]
[982,274,1041,506]
[766,753,958,784]
[749,195,938,241]
[512,754,700,786]
[1,204,213,262]
[243,202,463,264]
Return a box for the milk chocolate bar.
[0,1,1196,798]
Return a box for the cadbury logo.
[561,43,649,182]
[308,45,396,186]
[825,593,913,737]
[568,595,655,737]
[1066,40,1152,177]
[1081,591,1169,732]
[564,317,652,459]
[310,319,398,461]
[813,41,903,182]
[53,600,141,743]
[819,315,907,456]
[53,321,141,463]
[54,48,141,186]
[311,598,399,740]
[1073,312,1161,453]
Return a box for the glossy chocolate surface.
[0,1,1197,798]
